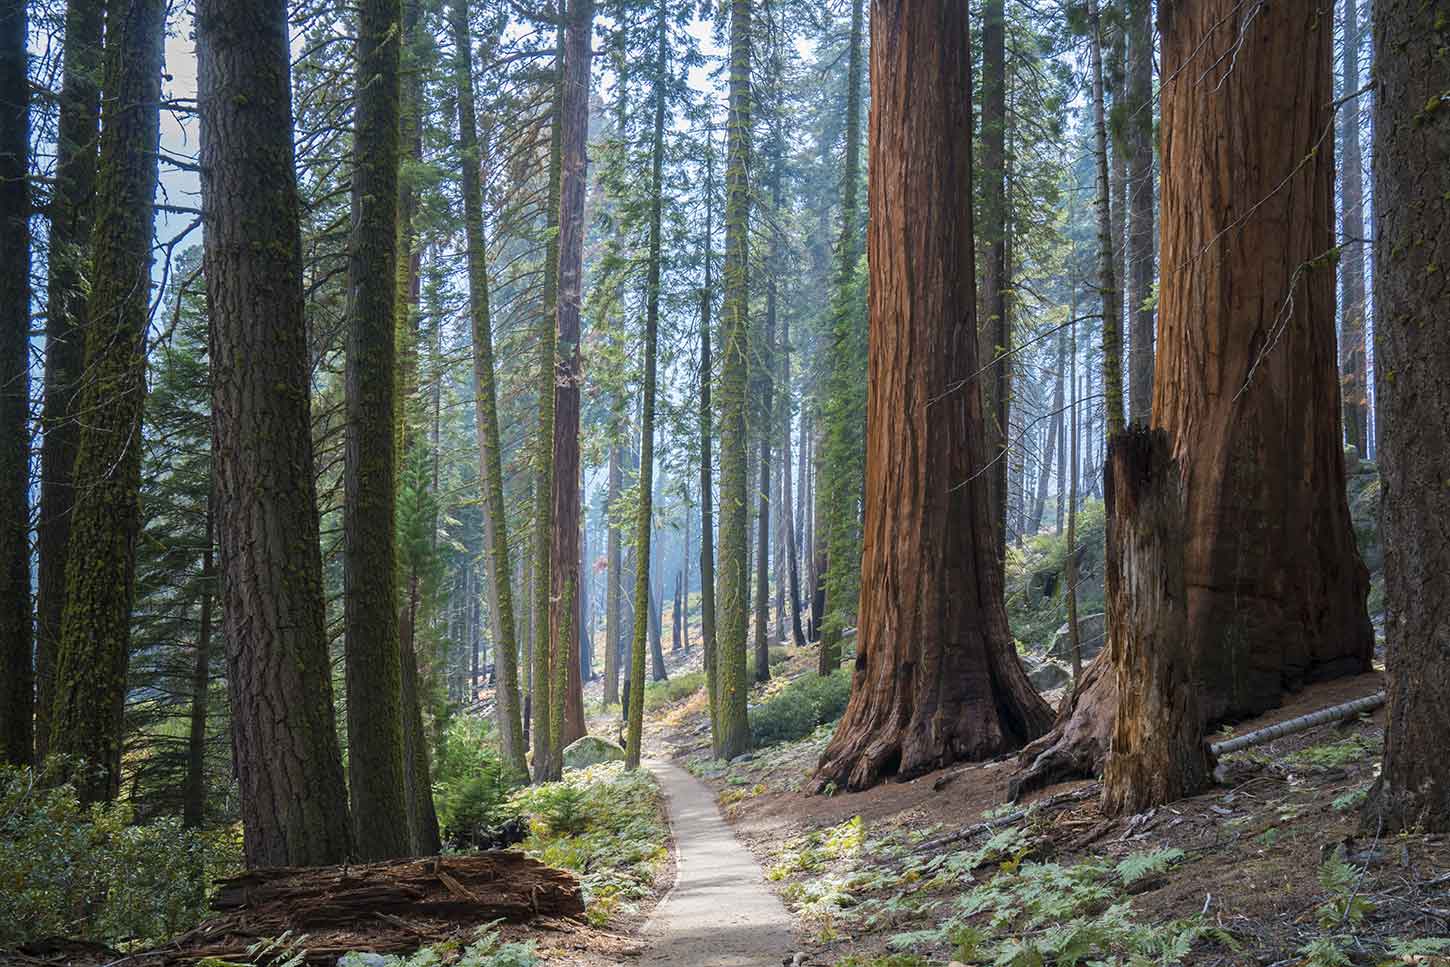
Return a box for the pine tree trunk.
[551,0,594,759]
[1125,0,1155,426]
[49,0,164,803]
[182,493,215,828]
[1360,0,1450,834]
[1100,428,1211,816]
[605,443,623,704]
[1028,331,1065,535]
[715,0,754,760]
[35,0,104,761]
[626,0,667,769]
[979,0,1009,554]
[1090,0,1124,436]
[531,10,565,781]
[815,0,1053,792]
[198,0,352,864]
[698,136,718,740]
[0,0,31,768]
[779,315,806,648]
[1337,0,1369,457]
[452,0,528,780]
[343,0,410,858]
[818,0,866,676]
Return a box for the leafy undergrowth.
[507,762,668,928]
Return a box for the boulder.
[562,735,625,770]
[1027,659,1072,692]
[1049,612,1106,663]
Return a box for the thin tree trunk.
[1066,300,1082,684]
[452,0,528,779]
[198,0,352,864]
[34,0,104,761]
[1125,0,1155,425]
[49,0,165,803]
[605,443,623,704]
[0,0,30,768]
[182,492,215,828]
[1028,332,1065,535]
[714,0,754,759]
[531,9,565,781]
[815,0,1052,792]
[1337,0,1369,457]
[1089,0,1124,436]
[626,0,667,768]
[1361,0,1450,834]
[780,318,806,648]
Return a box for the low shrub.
[749,667,852,748]
[643,670,706,710]
[433,716,518,838]
[0,761,241,948]
[508,763,667,927]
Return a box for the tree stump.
[1100,427,1211,815]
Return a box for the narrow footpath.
[637,760,797,967]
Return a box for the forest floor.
[598,637,1449,967]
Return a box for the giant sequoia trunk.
[1013,0,1372,798]
[0,0,31,768]
[344,0,410,859]
[1361,0,1450,834]
[49,0,164,803]
[35,0,104,760]
[814,0,1053,792]
[198,0,352,866]
[551,0,594,758]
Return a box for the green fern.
[1116,847,1186,885]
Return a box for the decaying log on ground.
[144,853,582,964]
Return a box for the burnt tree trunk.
[1100,427,1211,815]
[1360,0,1450,835]
[815,0,1052,792]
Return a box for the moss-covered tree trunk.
[814,0,1053,792]
[715,0,754,760]
[624,0,666,759]
[816,0,864,677]
[452,0,528,781]
[35,0,104,760]
[531,9,565,782]
[1361,0,1450,834]
[1124,0,1155,426]
[0,0,31,768]
[49,0,165,802]
[550,0,594,760]
[197,0,353,864]
[343,0,411,860]
[699,133,719,745]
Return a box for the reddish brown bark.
[815,0,1052,792]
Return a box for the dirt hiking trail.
[637,760,797,966]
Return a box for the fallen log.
[144,852,582,964]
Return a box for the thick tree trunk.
[715,0,754,760]
[626,0,665,769]
[0,0,31,768]
[551,0,594,758]
[198,0,352,864]
[49,0,164,803]
[35,0,104,761]
[815,0,1053,792]
[344,0,410,859]
[1155,0,1371,721]
[1337,0,1369,457]
[1012,0,1374,796]
[452,0,528,779]
[1125,0,1155,426]
[1100,428,1211,815]
[1361,0,1450,834]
